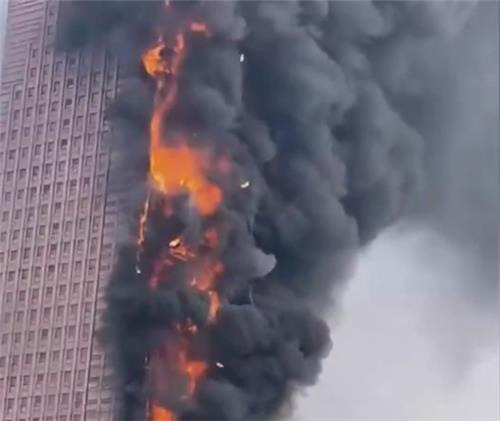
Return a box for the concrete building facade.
[0,1,118,420]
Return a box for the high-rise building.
[0,1,118,420]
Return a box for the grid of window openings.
[0,1,118,420]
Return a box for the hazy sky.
[293,225,498,421]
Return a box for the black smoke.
[56,1,460,420]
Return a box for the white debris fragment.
[169,237,181,248]
[239,53,245,63]
[240,180,250,189]
[216,362,224,368]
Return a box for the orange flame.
[138,196,150,249]
[143,33,221,216]
[150,144,222,215]
[191,260,223,321]
[179,348,208,396]
[207,291,220,321]
[191,260,223,292]
[142,19,224,421]
[142,35,184,79]
[151,404,176,421]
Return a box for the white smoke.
[293,225,498,421]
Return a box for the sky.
[293,225,498,421]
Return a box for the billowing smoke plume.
[56,1,454,420]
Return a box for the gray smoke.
[55,1,490,420]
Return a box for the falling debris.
[168,237,181,248]
[239,53,245,63]
[240,180,250,189]
[215,362,224,368]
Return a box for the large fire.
[139,17,222,421]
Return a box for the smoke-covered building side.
[53,1,454,420]
[0,1,469,421]
[0,1,116,420]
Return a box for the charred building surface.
[56,1,464,420]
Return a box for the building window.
[67,325,76,338]
[44,163,53,175]
[18,290,26,302]
[89,113,97,127]
[38,352,46,363]
[41,329,48,341]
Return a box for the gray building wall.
[0,1,117,420]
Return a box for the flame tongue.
[140,18,222,421]
[150,404,176,421]
[150,144,222,216]
[144,32,221,216]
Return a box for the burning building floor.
[56,1,437,420]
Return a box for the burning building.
[1,0,438,420]
[56,1,426,420]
